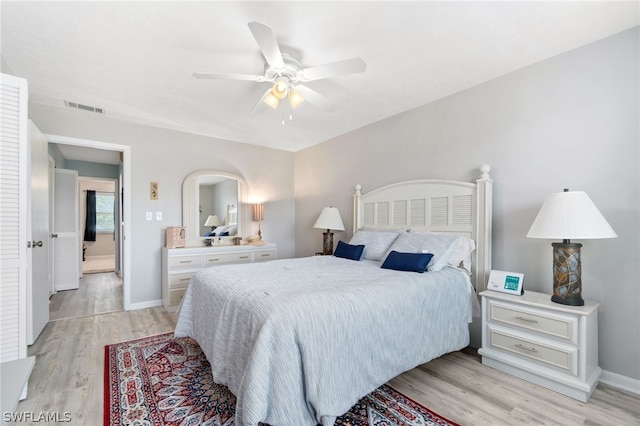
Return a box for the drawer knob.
[515,343,538,353]
[515,316,538,324]
[261,254,270,257]
[209,258,220,262]
[239,256,249,259]
[179,260,192,264]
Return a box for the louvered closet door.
[0,73,29,363]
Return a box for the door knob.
[31,240,43,247]
[51,233,58,238]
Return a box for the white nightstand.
[478,289,600,402]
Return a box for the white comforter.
[175,255,475,426]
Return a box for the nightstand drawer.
[254,249,277,262]
[204,251,251,266]
[169,272,194,289]
[489,327,577,375]
[169,255,202,269]
[488,299,577,344]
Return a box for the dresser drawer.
[488,326,577,375]
[169,272,194,289]
[204,251,251,266]
[253,249,277,262]
[169,288,187,306]
[488,299,577,344]
[169,255,202,269]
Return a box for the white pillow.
[212,225,230,235]
[383,232,430,257]
[349,230,400,261]
[449,237,476,274]
[226,225,238,236]
[410,232,475,272]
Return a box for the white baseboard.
[600,369,640,395]
[125,299,162,311]
[85,255,115,260]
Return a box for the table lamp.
[204,215,221,231]
[527,189,617,306]
[313,206,345,255]
[253,203,264,240]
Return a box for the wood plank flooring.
[18,308,639,425]
[49,272,123,321]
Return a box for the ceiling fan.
[193,22,367,113]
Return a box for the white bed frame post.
[352,184,362,235]
[474,165,492,294]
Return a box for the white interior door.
[53,169,79,291]
[48,156,55,296]
[26,121,49,345]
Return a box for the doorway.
[46,134,131,320]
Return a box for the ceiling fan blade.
[192,72,267,82]
[298,57,367,82]
[295,85,335,111]
[248,21,285,68]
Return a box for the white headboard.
[353,165,493,293]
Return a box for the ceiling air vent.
[64,100,105,114]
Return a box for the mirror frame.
[182,170,248,247]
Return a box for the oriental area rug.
[104,333,460,426]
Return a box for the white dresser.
[162,243,277,312]
[478,290,600,402]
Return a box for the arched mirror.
[182,171,248,247]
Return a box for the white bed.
[175,165,493,426]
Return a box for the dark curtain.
[84,190,96,241]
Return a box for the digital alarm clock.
[487,270,525,295]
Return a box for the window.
[96,192,115,232]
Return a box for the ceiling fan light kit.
[193,21,366,114]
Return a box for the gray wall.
[294,28,639,381]
[30,105,296,307]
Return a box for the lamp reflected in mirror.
[204,214,221,232]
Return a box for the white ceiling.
[2,1,638,154]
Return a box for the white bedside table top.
[479,289,599,315]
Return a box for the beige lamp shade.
[527,190,617,239]
[253,204,264,222]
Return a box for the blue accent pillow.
[333,241,365,261]
[381,251,434,273]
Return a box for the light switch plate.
[146,212,152,220]
[156,212,163,221]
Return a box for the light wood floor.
[18,308,639,426]
[49,272,123,321]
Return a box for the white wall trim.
[600,370,640,395]
[46,134,132,310]
[127,299,162,311]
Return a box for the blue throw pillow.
[333,241,365,261]
[381,251,434,273]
